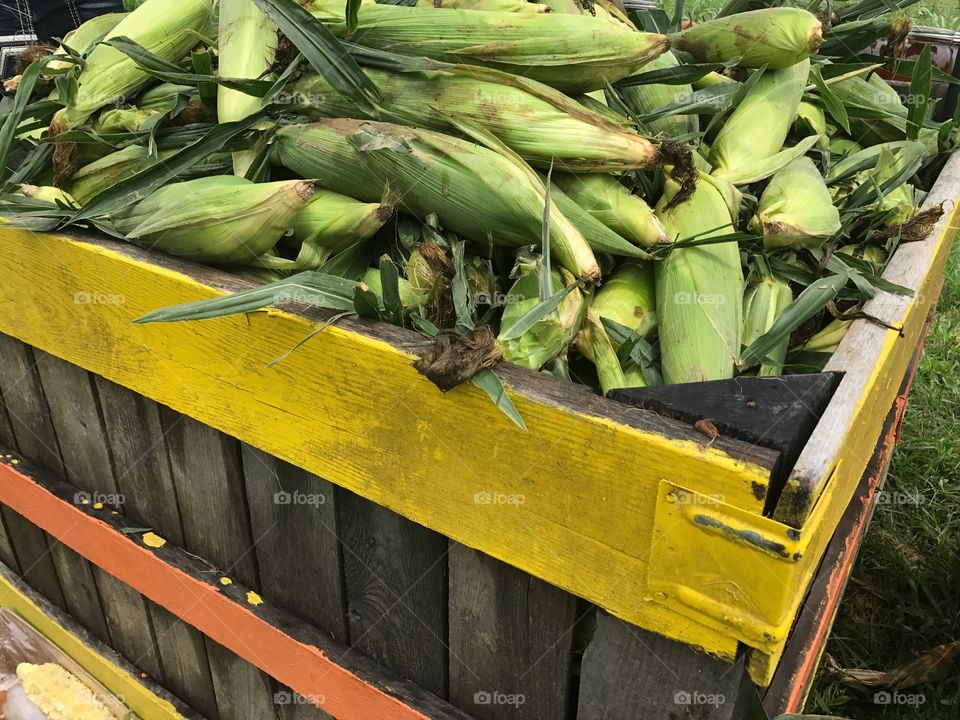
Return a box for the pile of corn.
[0,0,956,415]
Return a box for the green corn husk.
[498,264,586,370]
[618,51,699,139]
[218,0,278,175]
[48,13,127,72]
[802,318,850,353]
[828,141,923,221]
[577,260,656,361]
[93,108,158,134]
[234,267,288,284]
[549,183,650,259]
[582,306,629,394]
[830,137,862,158]
[751,157,840,250]
[275,120,600,280]
[362,267,428,310]
[110,176,314,265]
[139,83,198,111]
[672,8,823,69]
[794,101,829,150]
[692,71,734,90]
[553,173,667,247]
[50,0,214,132]
[655,176,743,384]
[699,171,742,225]
[417,0,548,11]
[839,243,888,272]
[18,185,78,207]
[283,190,393,269]
[742,272,793,376]
[709,59,811,184]
[305,0,670,93]
[290,67,660,172]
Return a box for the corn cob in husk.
[795,101,829,150]
[672,8,823,69]
[110,176,314,265]
[618,51,700,139]
[93,108,158,134]
[18,185,78,207]
[655,176,742,384]
[752,158,840,250]
[416,0,548,11]
[802,318,850,353]
[275,120,600,280]
[283,191,393,269]
[50,0,213,133]
[709,59,812,184]
[47,13,127,72]
[304,0,670,93]
[290,67,659,172]
[742,272,793,376]
[362,267,428,311]
[548,183,650,259]
[582,306,630,394]
[553,173,667,247]
[576,260,656,362]
[498,264,586,370]
[218,0,278,175]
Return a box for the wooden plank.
[276,686,335,720]
[33,350,160,666]
[577,611,755,720]
[0,451,475,720]
[0,228,777,658]
[161,409,279,719]
[448,543,576,720]
[0,399,21,572]
[241,445,348,641]
[778,150,960,524]
[93,375,220,718]
[339,488,449,698]
[0,562,203,720]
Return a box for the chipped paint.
[246,591,263,606]
[142,532,166,548]
[693,514,790,559]
[219,577,233,586]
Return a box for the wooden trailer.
[0,151,956,719]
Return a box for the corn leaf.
[252,0,380,114]
[378,255,403,324]
[498,283,581,342]
[616,61,735,88]
[810,64,851,134]
[539,160,554,302]
[136,272,358,324]
[346,0,361,33]
[0,56,62,188]
[739,273,849,370]
[72,113,266,222]
[641,83,740,122]
[906,45,931,142]
[452,240,476,332]
[471,369,526,430]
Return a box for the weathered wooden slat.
[577,612,755,720]
[448,543,576,720]
[275,686,335,719]
[161,409,279,718]
[0,399,20,573]
[241,445,349,641]
[339,489,449,698]
[0,451,475,720]
[33,350,162,671]
[93,375,221,718]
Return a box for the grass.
[802,229,960,719]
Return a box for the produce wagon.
[0,146,955,718]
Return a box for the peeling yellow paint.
[142,532,166,548]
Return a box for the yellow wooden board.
[0,568,186,719]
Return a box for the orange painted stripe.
[0,457,444,720]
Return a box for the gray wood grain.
[33,351,158,665]
[161,408,278,719]
[0,336,78,615]
[338,488,449,698]
[241,445,348,641]
[275,686,335,720]
[0,401,20,573]
[93,376,220,718]
[577,611,751,720]
[448,543,576,720]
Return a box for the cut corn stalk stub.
[304,0,671,93]
[672,8,823,70]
